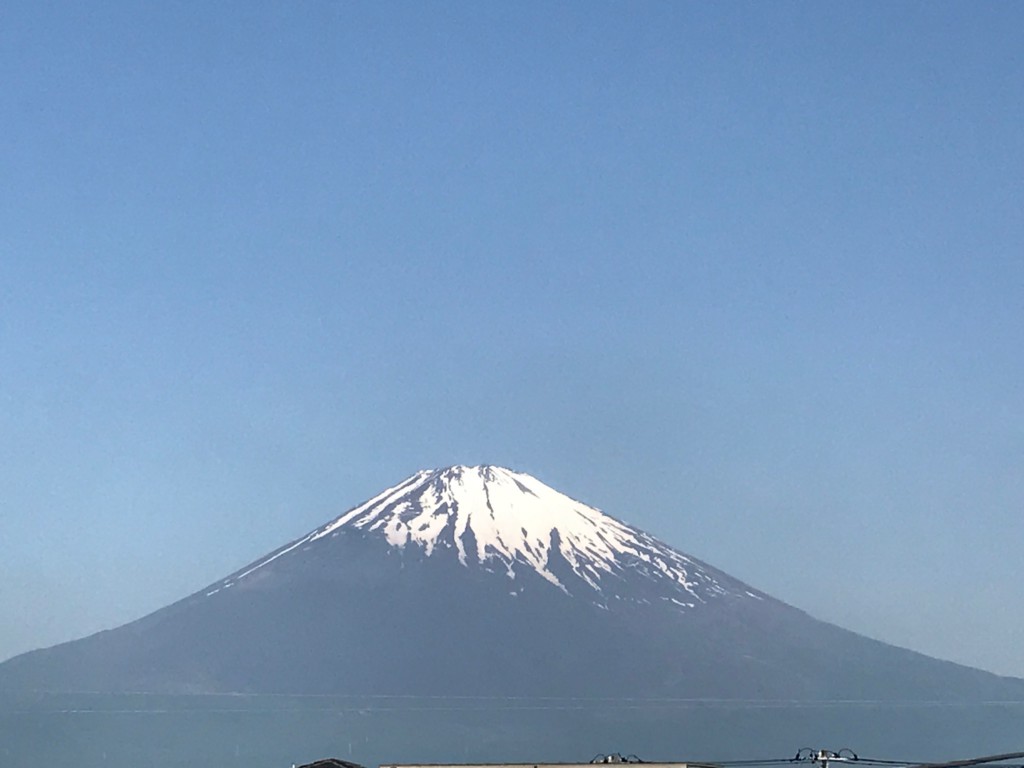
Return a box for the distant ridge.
[2,465,1023,701]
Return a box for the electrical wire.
[907,754,1024,768]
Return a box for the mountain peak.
[220,465,749,608]
[7,468,1023,704]
[310,464,627,589]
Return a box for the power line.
[908,754,1024,768]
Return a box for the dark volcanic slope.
[3,466,1022,701]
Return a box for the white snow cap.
[219,465,760,608]
[309,465,735,599]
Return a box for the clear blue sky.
[2,2,1022,677]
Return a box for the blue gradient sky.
[2,2,1022,676]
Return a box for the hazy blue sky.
[2,2,1022,678]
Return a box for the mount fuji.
[2,465,1022,701]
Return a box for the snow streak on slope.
[216,465,760,607]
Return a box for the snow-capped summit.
[219,465,755,608]
[5,463,1024,702]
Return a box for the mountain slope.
[2,465,1022,701]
